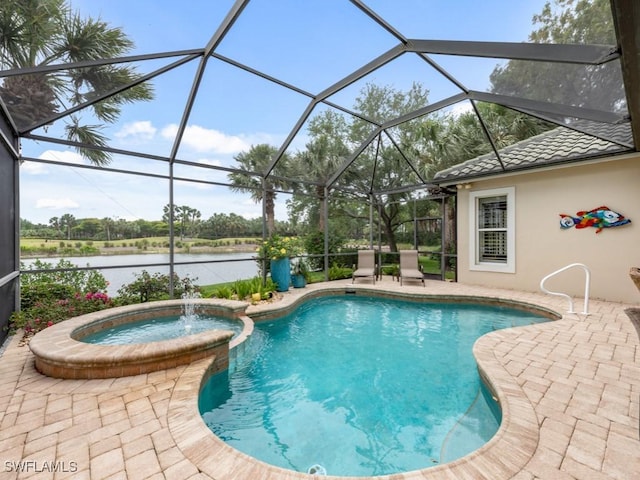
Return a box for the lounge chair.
[352,250,377,284]
[399,250,424,286]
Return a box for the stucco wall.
[455,154,640,305]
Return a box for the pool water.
[81,314,243,345]
[199,295,548,476]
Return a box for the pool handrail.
[540,263,590,315]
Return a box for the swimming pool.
[198,295,549,477]
[30,298,252,379]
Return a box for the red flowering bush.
[10,290,113,336]
[8,260,112,338]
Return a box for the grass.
[20,236,261,257]
[20,236,260,248]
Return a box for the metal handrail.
[540,263,590,315]
[0,271,19,289]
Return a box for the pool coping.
[2,278,638,479]
[167,284,561,479]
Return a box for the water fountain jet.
[181,290,202,333]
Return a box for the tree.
[162,204,202,240]
[59,213,75,240]
[201,212,260,238]
[489,0,623,113]
[48,216,62,238]
[101,217,114,241]
[178,205,201,239]
[290,110,351,232]
[0,0,153,165]
[288,83,432,251]
[417,102,555,180]
[228,144,292,236]
[346,83,431,251]
[75,217,100,238]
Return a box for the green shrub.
[233,279,253,300]
[328,262,352,280]
[381,264,399,277]
[20,259,109,294]
[20,282,75,310]
[79,245,100,255]
[115,270,198,304]
[212,285,233,299]
[304,231,344,270]
[210,276,276,301]
[260,278,277,299]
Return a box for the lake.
[21,252,259,296]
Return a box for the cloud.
[35,198,80,210]
[40,149,85,164]
[161,124,251,154]
[450,101,474,117]
[20,161,49,175]
[21,149,85,175]
[115,121,157,141]
[197,158,222,167]
[174,179,214,191]
[174,157,229,186]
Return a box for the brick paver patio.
[1,278,638,479]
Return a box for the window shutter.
[477,195,507,263]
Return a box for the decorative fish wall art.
[559,206,631,233]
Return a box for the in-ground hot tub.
[28,298,253,379]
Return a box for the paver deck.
[1,278,638,479]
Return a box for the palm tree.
[228,144,292,236]
[0,0,153,165]
[59,213,75,240]
[176,205,201,239]
[294,110,351,232]
[48,216,61,238]
[101,216,114,241]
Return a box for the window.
[469,187,515,273]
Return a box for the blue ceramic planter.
[291,274,306,288]
[270,257,291,292]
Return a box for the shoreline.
[20,244,259,260]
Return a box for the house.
[434,123,640,304]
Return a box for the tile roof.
[433,122,634,184]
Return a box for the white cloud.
[39,150,85,164]
[115,121,157,141]
[450,102,474,118]
[174,157,228,186]
[35,198,80,210]
[161,124,251,154]
[20,161,49,175]
[21,149,85,175]
[175,179,214,191]
[197,158,222,167]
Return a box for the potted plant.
[256,235,302,292]
[291,257,309,288]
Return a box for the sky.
[17,0,550,226]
